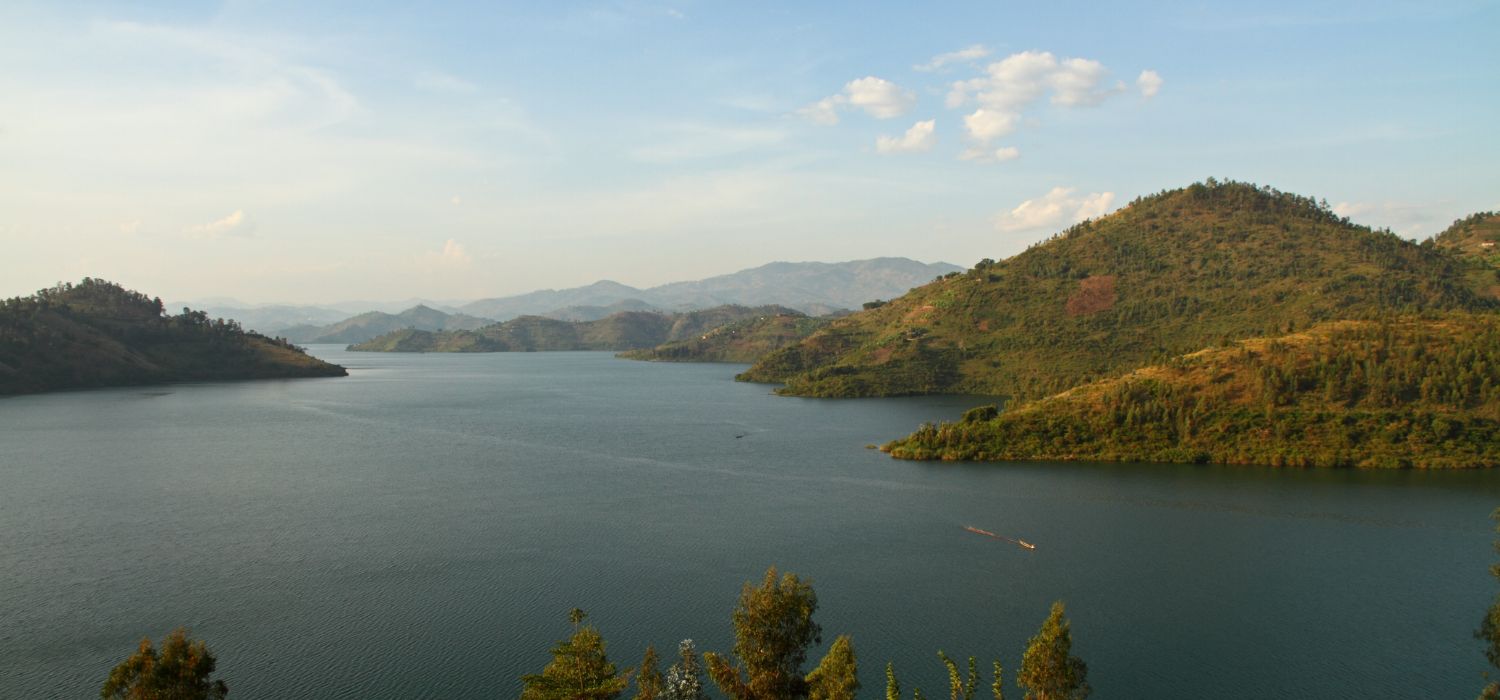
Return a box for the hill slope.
[1432,211,1500,300]
[741,180,1493,399]
[618,312,831,363]
[883,315,1500,468]
[282,305,493,344]
[0,279,346,395]
[350,305,800,353]
[458,258,960,320]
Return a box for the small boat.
[964,525,1036,550]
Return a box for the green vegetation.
[0,278,345,395]
[1017,603,1089,700]
[619,312,830,363]
[706,567,822,700]
[806,636,859,700]
[350,305,802,353]
[884,315,1500,468]
[1431,212,1500,302]
[101,628,228,700]
[522,609,632,700]
[741,180,1492,400]
[281,304,493,344]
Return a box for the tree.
[1016,602,1089,700]
[1478,509,1500,699]
[705,566,822,700]
[886,662,902,700]
[521,609,631,700]
[635,646,663,700]
[937,650,977,700]
[100,627,228,700]
[990,661,1004,700]
[662,640,707,700]
[806,635,859,700]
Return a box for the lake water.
[2,348,1497,699]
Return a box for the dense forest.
[740,180,1494,401]
[884,315,1500,468]
[0,278,345,395]
[350,305,806,353]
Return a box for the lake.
[2,348,1497,698]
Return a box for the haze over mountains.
[197,258,960,344]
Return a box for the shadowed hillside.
[618,311,830,363]
[0,279,346,395]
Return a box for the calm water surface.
[2,348,1497,699]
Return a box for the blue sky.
[1,0,1495,303]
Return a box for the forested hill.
[0,279,346,395]
[279,304,493,344]
[884,314,1500,469]
[740,179,1494,400]
[349,305,802,352]
[618,311,831,363]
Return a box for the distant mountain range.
[350,305,805,353]
[457,257,962,321]
[278,305,494,344]
[199,257,960,345]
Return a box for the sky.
[1,0,1496,305]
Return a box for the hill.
[349,305,801,353]
[618,312,830,363]
[0,279,346,395]
[457,258,958,320]
[1431,211,1500,300]
[740,180,1493,399]
[280,305,494,344]
[883,314,1500,468]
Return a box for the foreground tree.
[100,628,228,700]
[1478,509,1500,699]
[663,640,708,700]
[1016,602,1090,700]
[706,566,822,700]
[806,635,859,700]
[521,609,631,700]
[634,645,663,700]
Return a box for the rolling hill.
[280,305,493,344]
[740,180,1494,400]
[883,314,1500,468]
[0,279,346,395]
[350,305,802,353]
[618,312,831,364]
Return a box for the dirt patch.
[904,304,937,323]
[1065,275,1118,316]
[870,347,894,364]
[977,319,991,332]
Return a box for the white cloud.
[914,44,991,72]
[798,76,915,125]
[184,210,250,239]
[993,146,1021,161]
[1332,200,1447,237]
[961,145,1021,163]
[993,187,1116,233]
[876,120,936,154]
[1137,70,1163,98]
[946,51,1139,149]
[420,239,473,268]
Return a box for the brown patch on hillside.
[870,347,894,364]
[904,304,937,323]
[976,319,991,332]
[1065,275,1118,316]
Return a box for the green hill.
[0,279,346,395]
[1431,211,1500,300]
[883,314,1500,468]
[618,311,830,363]
[350,305,802,353]
[282,305,494,344]
[740,180,1493,400]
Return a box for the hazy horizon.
[3,1,1496,303]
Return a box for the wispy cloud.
[1137,70,1163,98]
[185,210,251,239]
[914,44,991,72]
[416,70,479,94]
